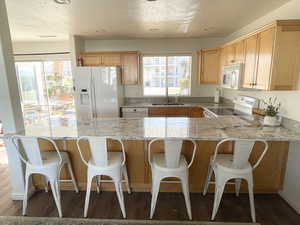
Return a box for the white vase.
[263,116,281,126]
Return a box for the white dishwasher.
[122,107,149,118]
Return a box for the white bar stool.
[76,136,131,218]
[11,135,79,218]
[148,138,197,220]
[203,138,268,223]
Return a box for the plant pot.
[263,116,281,126]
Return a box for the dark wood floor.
[0,151,300,225]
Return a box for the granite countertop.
[4,116,300,141]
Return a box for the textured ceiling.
[6,0,291,41]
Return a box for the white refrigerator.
[73,67,124,120]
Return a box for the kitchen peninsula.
[8,116,300,195]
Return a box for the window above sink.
[142,55,192,97]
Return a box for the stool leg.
[43,175,49,193]
[150,176,160,219]
[96,175,101,194]
[114,179,126,218]
[203,164,213,196]
[181,174,192,220]
[247,175,256,223]
[211,175,226,221]
[84,174,93,218]
[50,179,62,218]
[67,161,79,193]
[22,172,30,216]
[235,178,242,197]
[122,165,131,194]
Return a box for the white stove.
[204,96,259,118]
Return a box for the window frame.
[141,53,192,97]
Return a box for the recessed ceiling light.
[147,0,157,1]
[54,0,71,4]
[39,35,57,38]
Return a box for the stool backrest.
[76,136,126,168]
[11,135,62,166]
[213,138,268,169]
[148,138,197,168]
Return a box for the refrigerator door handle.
[91,73,96,119]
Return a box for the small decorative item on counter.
[214,87,220,104]
[262,97,282,126]
[77,56,83,66]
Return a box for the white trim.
[11,185,35,201]
[279,191,300,214]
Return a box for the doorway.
[15,60,77,136]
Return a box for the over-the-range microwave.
[221,63,243,89]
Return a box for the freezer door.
[74,67,93,120]
[91,67,120,118]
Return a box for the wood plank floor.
[0,150,299,225]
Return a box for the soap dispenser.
[214,88,220,104]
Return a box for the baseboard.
[10,186,35,200]
[279,191,300,214]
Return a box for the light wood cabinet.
[101,53,121,66]
[81,51,140,85]
[221,41,245,66]
[234,40,245,63]
[216,20,300,91]
[189,107,204,118]
[255,27,275,90]
[243,34,259,88]
[82,55,101,66]
[148,107,203,118]
[121,52,139,85]
[198,48,221,84]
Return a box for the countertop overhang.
[4,116,300,141]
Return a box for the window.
[15,61,76,136]
[143,55,192,96]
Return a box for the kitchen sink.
[152,103,185,106]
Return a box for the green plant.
[262,97,281,117]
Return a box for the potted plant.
[262,97,282,126]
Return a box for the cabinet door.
[189,107,203,118]
[199,49,220,84]
[254,27,275,90]
[82,55,101,66]
[148,107,168,117]
[101,54,121,66]
[167,107,190,117]
[121,53,139,85]
[234,40,245,63]
[242,34,258,88]
[227,44,236,64]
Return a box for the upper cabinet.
[101,53,121,66]
[81,51,140,85]
[217,20,300,91]
[121,52,139,85]
[255,27,275,90]
[198,48,221,84]
[243,34,259,89]
[221,40,245,66]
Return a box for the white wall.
[220,0,300,214]
[12,41,71,61]
[280,141,300,213]
[84,38,224,97]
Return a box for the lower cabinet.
[148,107,203,117]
